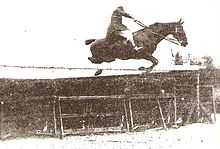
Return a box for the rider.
[106,6,135,47]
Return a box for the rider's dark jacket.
[106,6,133,43]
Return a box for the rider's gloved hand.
[127,14,134,19]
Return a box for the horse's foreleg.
[148,56,159,69]
[138,56,159,71]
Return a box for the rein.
[134,20,182,46]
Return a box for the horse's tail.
[85,39,96,45]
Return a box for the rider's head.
[117,6,124,11]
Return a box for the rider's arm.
[118,9,133,19]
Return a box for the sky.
[0,0,219,75]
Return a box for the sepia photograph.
[0,0,220,148]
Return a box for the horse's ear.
[178,18,184,24]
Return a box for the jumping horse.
[85,19,188,73]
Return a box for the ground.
[1,115,220,149]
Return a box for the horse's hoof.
[88,57,102,64]
[145,68,153,73]
[94,69,103,76]
[139,66,153,72]
[138,67,145,70]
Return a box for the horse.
[85,19,188,71]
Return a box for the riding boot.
[126,40,133,47]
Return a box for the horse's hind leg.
[88,47,104,64]
[88,57,103,64]
[139,56,159,71]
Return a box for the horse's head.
[172,19,188,47]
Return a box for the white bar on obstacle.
[0,64,206,79]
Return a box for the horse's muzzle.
[181,41,188,47]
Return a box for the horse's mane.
[149,22,170,29]
[149,22,177,32]
[149,22,160,27]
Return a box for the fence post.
[196,73,200,121]
[123,99,130,132]
[58,97,64,139]
[53,96,57,136]
[212,86,217,123]
[0,101,4,139]
[128,98,134,131]
[173,86,177,125]
[157,98,167,130]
